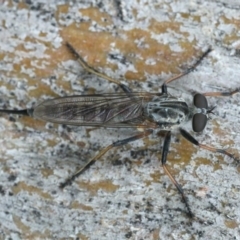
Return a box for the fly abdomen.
[32,94,145,127]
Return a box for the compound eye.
[194,93,208,109]
[192,113,207,132]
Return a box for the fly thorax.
[144,96,190,127]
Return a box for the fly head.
[192,93,215,132]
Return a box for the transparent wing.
[33,92,155,127]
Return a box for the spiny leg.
[164,47,212,85]
[66,42,132,93]
[161,131,194,218]
[180,128,236,160]
[59,129,153,188]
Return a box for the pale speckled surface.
[0,1,240,239]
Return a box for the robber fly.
[0,43,239,218]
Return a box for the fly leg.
[161,131,194,218]
[164,47,212,85]
[203,88,240,97]
[66,42,132,93]
[180,128,236,160]
[60,129,153,188]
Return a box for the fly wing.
[33,92,152,127]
